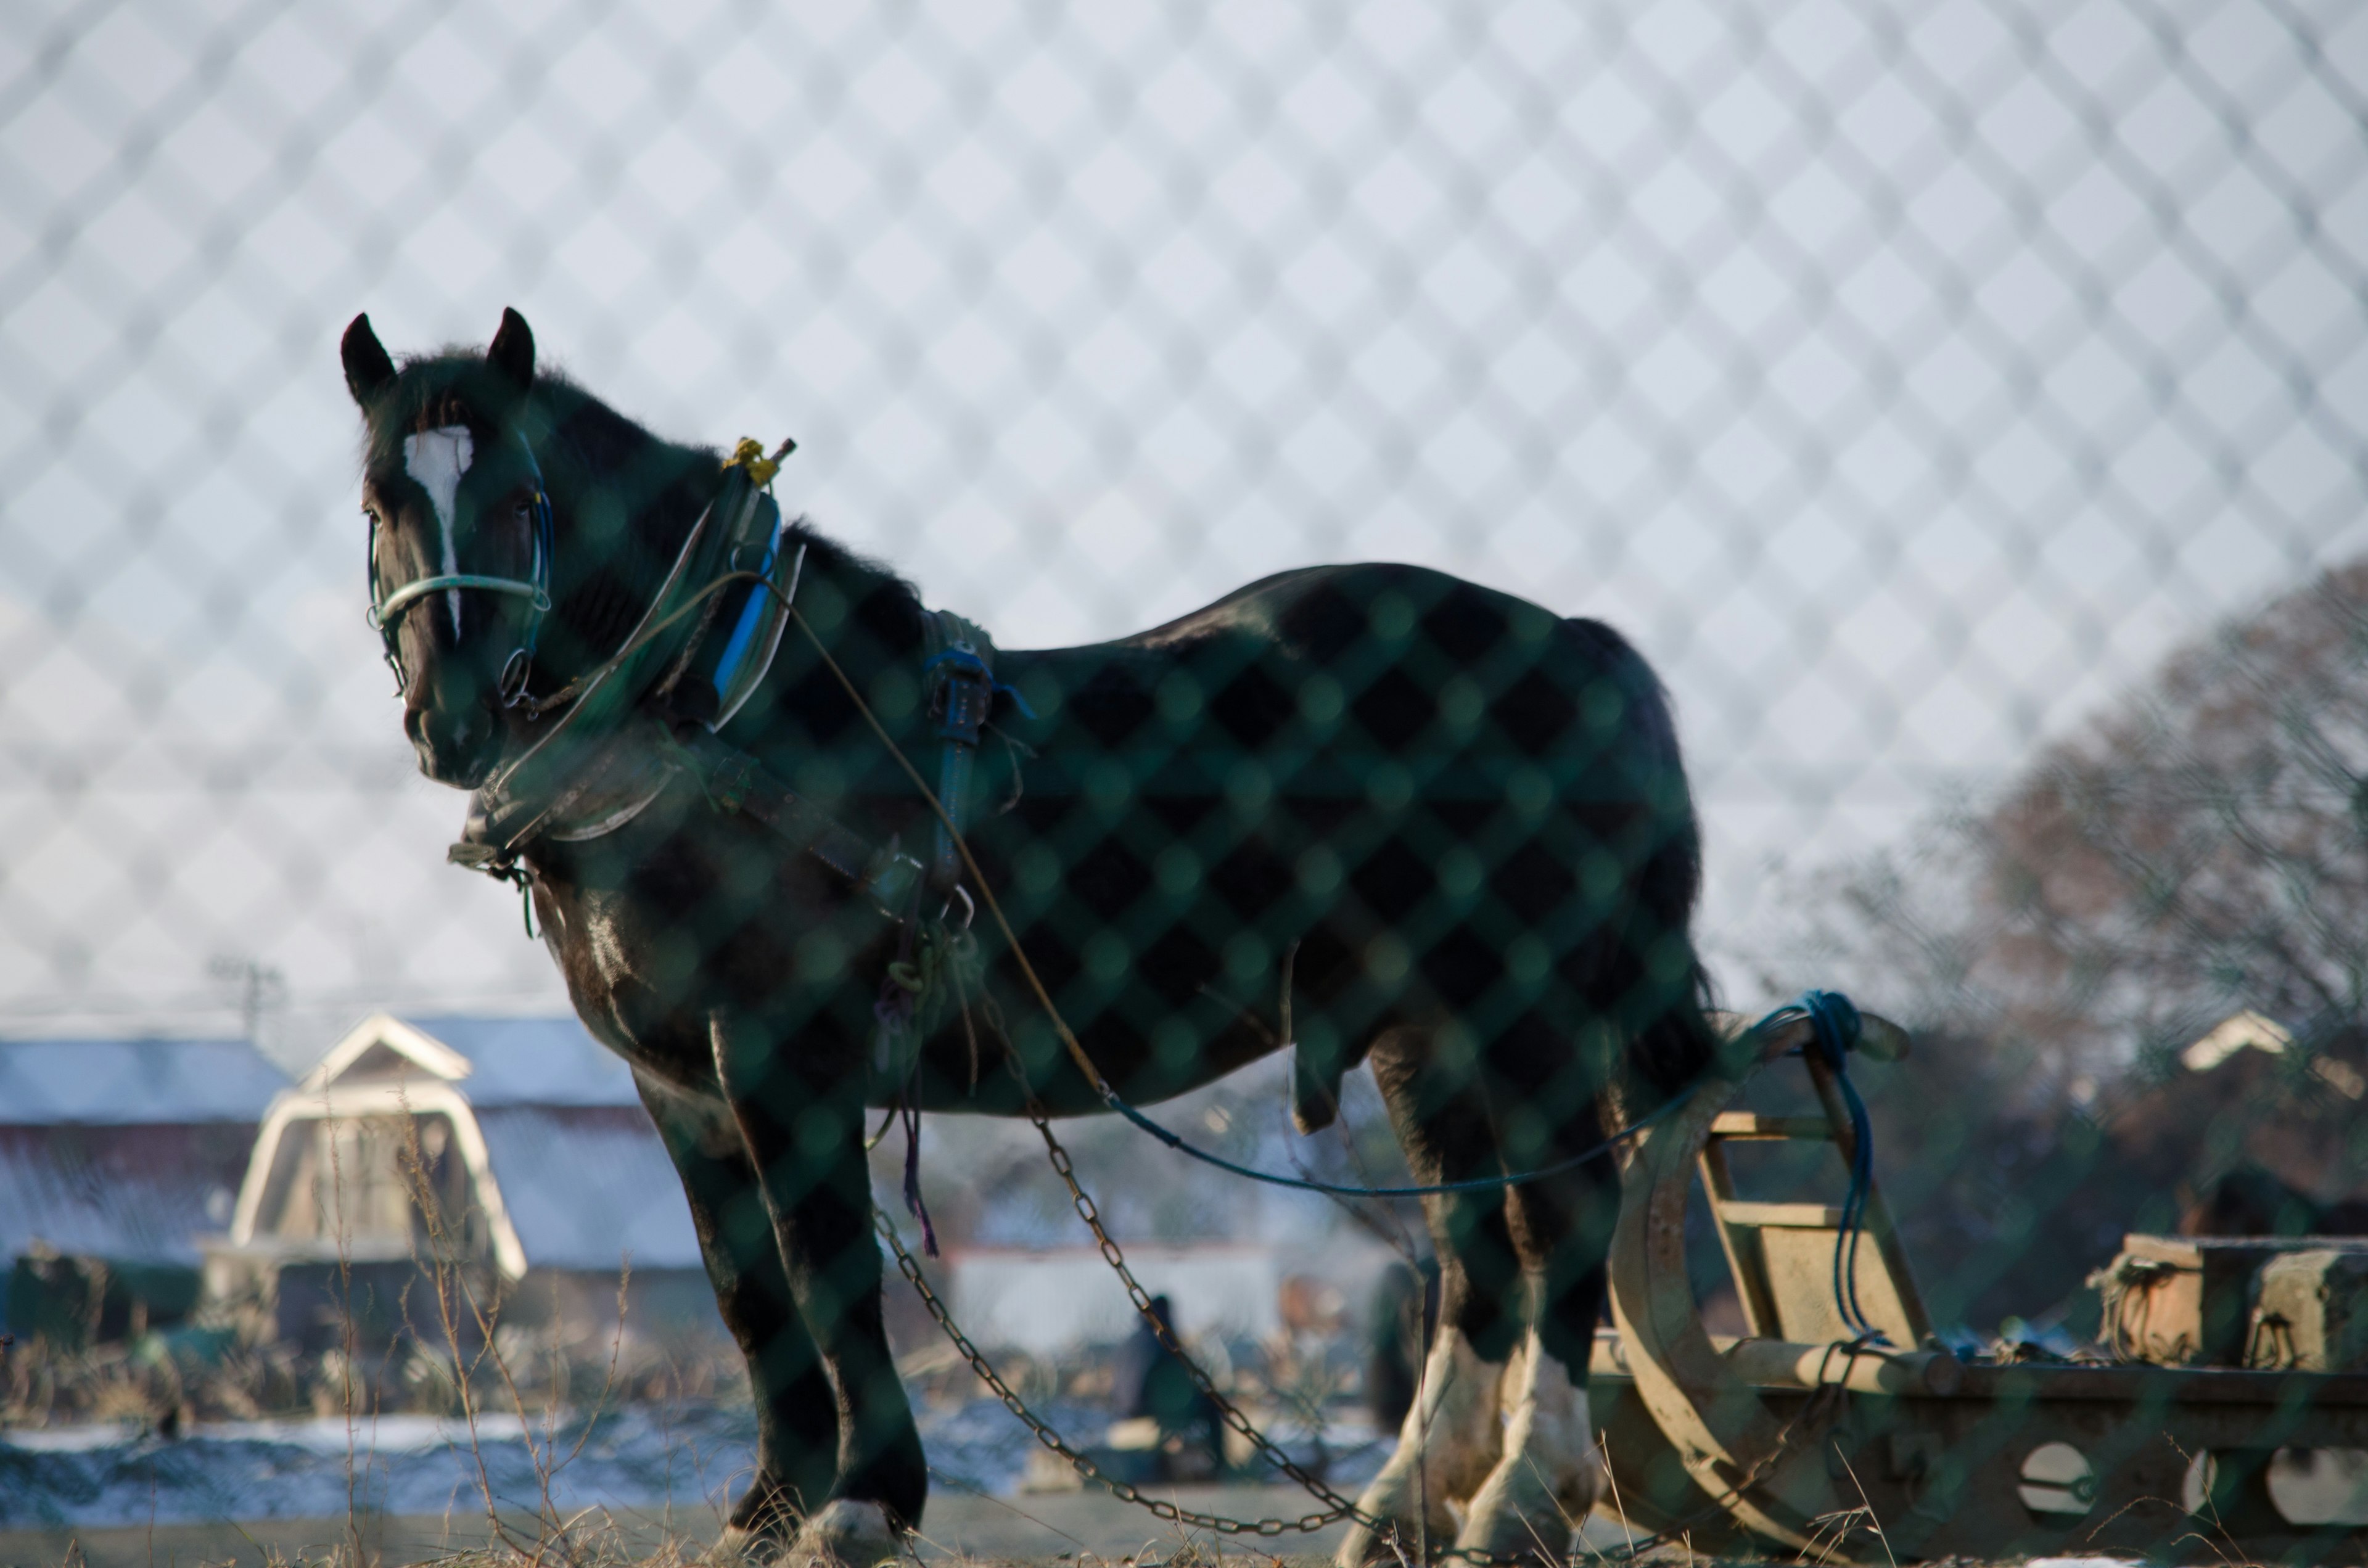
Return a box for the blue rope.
[1094,996,1857,1201]
[1101,1082,1691,1198]
[1794,988,1883,1343]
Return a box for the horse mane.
[778,515,923,615]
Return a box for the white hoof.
[1456,1330,1603,1563]
[1336,1328,1507,1567]
[710,1524,790,1567]
[784,1498,903,1568]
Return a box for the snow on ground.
[0,1400,1385,1529]
[0,1404,753,1529]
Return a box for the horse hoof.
[784,1498,903,1568]
[1454,1461,1586,1564]
[712,1476,802,1561]
[1455,1332,1603,1564]
[707,1525,761,1566]
[1335,1328,1507,1567]
[1334,1517,1418,1568]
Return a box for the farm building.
[946,1244,1288,1355]
[932,1239,1390,1358]
[204,1013,715,1350]
[0,1034,287,1344]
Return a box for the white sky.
[2,0,2365,1059]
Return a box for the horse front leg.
[712,1011,926,1566]
[634,1071,837,1546]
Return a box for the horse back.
[998,562,1685,816]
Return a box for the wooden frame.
[1591,1011,2368,1561]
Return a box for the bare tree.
[1796,560,2368,1088]
[1759,564,2368,1329]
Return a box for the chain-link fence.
[7,0,2362,1045]
[9,0,2368,1559]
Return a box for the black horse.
[339,308,1719,1565]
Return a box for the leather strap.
[672,729,923,915]
[921,610,998,891]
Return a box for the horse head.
[342,308,553,788]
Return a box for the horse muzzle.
[406,689,504,789]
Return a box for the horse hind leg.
[1337,1320,1507,1564]
[1454,1324,1607,1562]
[1337,1034,1528,1567]
[1454,1144,1619,1562]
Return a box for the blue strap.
[922,646,1037,719]
[707,527,781,698]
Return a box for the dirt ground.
[0,1486,1690,1568]
[0,1485,1305,1568]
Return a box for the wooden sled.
[1587,1011,2368,1562]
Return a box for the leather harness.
[442,445,1002,926]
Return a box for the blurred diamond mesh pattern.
[2,0,2366,1059]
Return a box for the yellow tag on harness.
[723,435,795,488]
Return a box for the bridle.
[364,431,556,705]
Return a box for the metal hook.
[498,647,534,708]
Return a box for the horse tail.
[1563,617,1722,1102]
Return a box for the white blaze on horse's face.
[402,425,474,637]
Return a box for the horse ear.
[487,307,535,395]
[340,313,397,406]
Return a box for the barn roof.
[472,1107,703,1271]
[305,1014,641,1108]
[0,1036,286,1127]
[0,1123,253,1266]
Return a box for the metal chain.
[874,1209,1346,1538]
[884,1112,1845,1564]
[1021,1112,1639,1567]
[1029,1114,1370,1514]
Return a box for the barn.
[204,1013,715,1351]
[0,1034,287,1344]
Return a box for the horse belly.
[536,880,727,1096]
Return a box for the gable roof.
[0,1037,286,1127]
[305,1014,642,1109]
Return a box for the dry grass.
[0,1320,747,1434]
